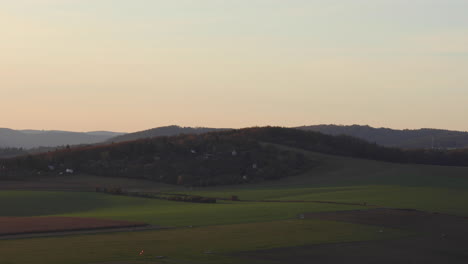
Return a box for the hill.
[2,146,468,264]
[215,127,468,167]
[107,125,229,142]
[4,127,468,187]
[297,124,468,149]
[0,129,308,186]
[0,128,125,149]
[2,128,468,264]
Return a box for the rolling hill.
[0,128,125,149]
[3,127,468,187]
[107,124,468,151]
[107,125,228,142]
[0,128,309,186]
[2,128,468,264]
[3,140,468,264]
[298,124,468,149]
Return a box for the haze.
[1,0,467,132]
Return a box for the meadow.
[1,149,468,263]
[0,218,407,264]
[0,191,359,227]
[185,149,468,216]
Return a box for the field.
[184,149,468,216]
[0,191,361,227]
[240,209,468,264]
[0,218,408,264]
[1,147,468,263]
[0,217,146,236]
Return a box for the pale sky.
[1,0,468,132]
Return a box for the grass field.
[185,185,468,216]
[1,147,468,263]
[182,149,468,216]
[0,191,360,226]
[0,219,408,264]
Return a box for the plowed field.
[0,217,147,236]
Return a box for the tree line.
[0,131,308,186]
[223,127,468,166]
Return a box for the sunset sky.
[1,0,467,132]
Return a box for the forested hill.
[107,125,229,143]
[0,129,308,186]
[108,125,468,150]
[216,127,468,167]
[3,127,468,186]
[297,125,468,149]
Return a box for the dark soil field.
[0,175,173,192]
[0,217,147,236]
[238,209,468,264]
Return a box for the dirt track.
[0,224,167,240]
[238,209,468,264]
[0,217,148,236]
[0,217,169,240]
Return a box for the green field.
[0,191,360,226]
[0,219,407,264]
[184,149,468,216]
[184,185,468,216]
[1,148,468,264]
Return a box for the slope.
[0,128,124,149]
[298,124,468,149]
[108,125,229,142]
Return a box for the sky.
[1,0,468,132]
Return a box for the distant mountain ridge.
[0,128,125,149]
[5,124,468,151]
[297,125,468,149]
[107,125,230,143]
[0,125,228,150]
